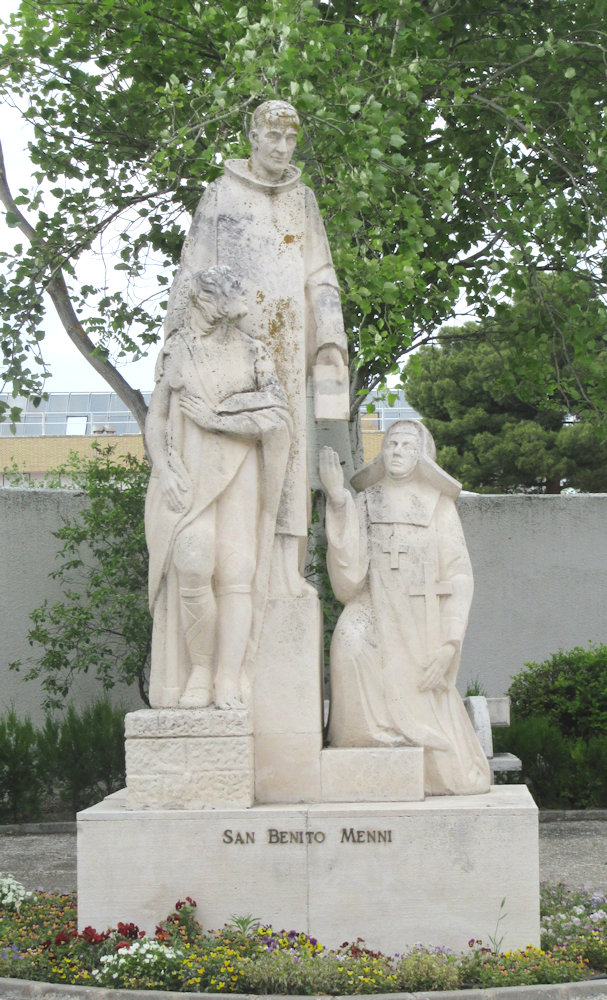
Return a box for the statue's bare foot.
[214,676,244,710]
[179,664,213,708]
[179,687,213,709]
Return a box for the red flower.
[117,921,141,940]
[116,941,131,951]
[81,925,110,945]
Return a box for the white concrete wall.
[2,489,606,720]
[0,488,142,724]
[457,493,607,697]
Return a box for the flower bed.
[1,875,606,993]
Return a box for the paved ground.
[1,815,607,896]
[540,818,607,891]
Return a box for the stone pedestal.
[251,594,324,803]
[320,747,424,802]
[78,784,539,955]
[125,708,254,809]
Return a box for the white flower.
[0,874,33,912]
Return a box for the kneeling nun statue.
[319,420,491,796]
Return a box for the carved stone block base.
[124,708,254,809]
[320,747,424,802]
[252,595,324,803]
[78,785,539,955]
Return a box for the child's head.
[190,266,248,329]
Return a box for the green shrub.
[0,700,126,823]
[53,701,126,814]
[493,716,570,807]
[498,644,607,808]
[0,710,43,822]
[509,643,607,740]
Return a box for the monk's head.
[249,100,300,183]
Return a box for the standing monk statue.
[163,100,349,597]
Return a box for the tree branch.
[0,139,149,434]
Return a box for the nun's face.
[383,427,420,480]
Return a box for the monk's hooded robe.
[326,439,490,796]
[164,160,348,540]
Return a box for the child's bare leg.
[173,512,216,708]
[214,587,252,708]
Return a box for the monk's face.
[250,117,298,182]
[383,427,420,480]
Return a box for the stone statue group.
[144,100,490,797]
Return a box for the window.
[66,415,88,436]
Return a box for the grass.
[1,877,607,993]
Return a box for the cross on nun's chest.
[382,528,409,569]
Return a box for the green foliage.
[10,443,151,709]
[464,678,487,697]
[0,700,126,823]
[509,643,607,740]
[459,943,588,988]
[46,701,126,814]
[307,490,343,689]
[496,721,607,809]
[1,1,607,418]
[0,710,43,823]
[405,276,607,493]
[494,644,607,807]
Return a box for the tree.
[404,277,607,493]
[1,0,607,429]
[9,444,152,708]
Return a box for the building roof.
[0,391,152,437]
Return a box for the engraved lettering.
[341,827,393,843]
[222,829,256,844]
[267,828,327,844]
